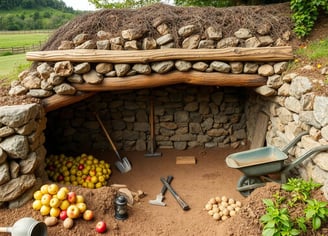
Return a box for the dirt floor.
[0,147,327,236]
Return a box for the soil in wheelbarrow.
[1,147,328,236]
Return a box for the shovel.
[0,217,48,236]
[95,113,132,173]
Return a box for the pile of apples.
[32,184,94,221]
[45,153,111,189]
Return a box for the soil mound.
[43,2,293,50]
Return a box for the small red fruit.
[78,164,84,170]
[59,210,68,220]
[67,192,77,204]
[57,174,64,182]
[95,221,107,233]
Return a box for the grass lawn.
[0,32,50,48]
[0,54,31,81]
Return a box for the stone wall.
[246,70,328,199]
[0,104,47,208]
[45,85,247,155]
[2,69,328,207]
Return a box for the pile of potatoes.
[204,196,242,221]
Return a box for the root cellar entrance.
[44,85,255,156]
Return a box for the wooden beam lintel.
[72,71,267,91]
[26,46,294,63]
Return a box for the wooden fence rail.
[0,41,44,55]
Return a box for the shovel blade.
[115,157,132,173]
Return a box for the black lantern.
[114,195,128,220]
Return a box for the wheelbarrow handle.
[283,145,328,174]
[281,131,309,154]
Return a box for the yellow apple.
[83,209,94,221]
[48,183,59,195]
[50,197,61,208]
[76,202,87,213]
[76,195,84,203]
[57,190,67,200]
[66,205,80,219]
[50,207,61,217]
[60,200,70,211]
[41,193,52,206]
[32,200,42,210]
[40,184,49,194]
[59,187,69,193]
[91,176,98,184]
[40,205,50,216]
[33,190,43,200]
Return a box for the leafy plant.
[305,199,328,230]
[282,178,322,206]
[290,0,328,38]
[261,178,327,235]
[261,199,300,236]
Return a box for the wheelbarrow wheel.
[237,176,263,197]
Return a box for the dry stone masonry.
[246,66,328,199]
[11,23,291,99]
[0,104,47,208]
[1,6,328,207]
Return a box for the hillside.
[0,0,87,30]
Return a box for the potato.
[221,215,228,221]
[221,202,228,208]
[44,216,58,227]
[208,210,214,216]
[229,210,236,217]
[222,209,229,216]
[213,212,220,220]
[221,196,227,202]
[228,198,235,205]
[209,198,216,204]
[212,208,219,213]
[215,196,221,203]
[205,203,212,211]
[236,201,242,207]
[219,205,225,211]
[63,218,74,229]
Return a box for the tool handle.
[0,227,11,232]
[160,175,173,195]
[95,113,122,161]
[160,177,190,211]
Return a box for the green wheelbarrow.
[225,131,328,197]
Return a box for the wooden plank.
[26,46,293,63]
[250,112,269,149]
[176,156,196,165]
[72,71,266,91]
[42,91,97,112]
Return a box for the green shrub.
[291,0,328,38]
[261,178,328,235]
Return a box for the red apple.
[57,174,64,182]
[83,209,94,221]
[47,164,55,171]
[95,221,107,233]
[67,192,77,204]
[59,210,68,220]
[66,205,80,219]
[78,164,84,170]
